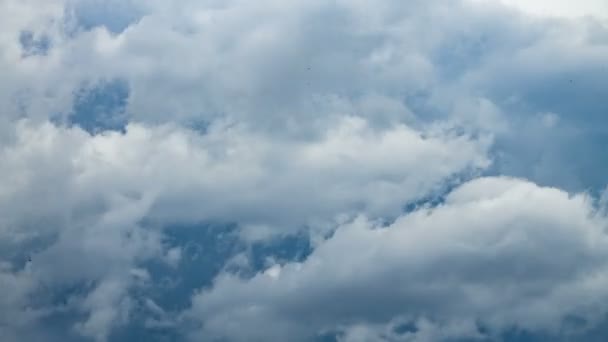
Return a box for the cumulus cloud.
[2,0,606,187]
[0,117,487,231]
[0,0,607,341]
[187,177,608,341]
[0,117,486,340]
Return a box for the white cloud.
[2,117,487,232]
[0,117,486,340]
[0,0,607,340]
[187,177,608,341]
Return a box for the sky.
[0,0,607,341]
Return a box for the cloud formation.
[188,177,608,341]
[0,0,607,341]
[0,117,486,340]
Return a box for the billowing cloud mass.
[0,0,607,341]
[188,177,608,341]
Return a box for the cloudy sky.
[1,0,607,341]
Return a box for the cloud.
[186,177,608,341]
[0,0,607,341]
[481,0,608,19]
[0,117,487,230]
[2,0,606,189]
[0,116,486,340]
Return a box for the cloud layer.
[0,0,607,341]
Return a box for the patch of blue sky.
[104,223,311,341]
[69,79,130,134]
[68,0,143,34]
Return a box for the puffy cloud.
[0,117,487,231]
[0,117,486,340]
[187,177,608,341]
[2,0,606,188]
[0,0,607,341]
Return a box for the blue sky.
[1,1,608,341]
